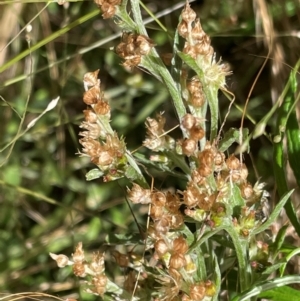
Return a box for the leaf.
[231,276,300,301]
[105,233,143,245]
[252,190,294,235]
[218,128,249,152]
[27,96,60,129]
[85,168,104,181]
[279,247,300,276]
[258,286,300,301]
[272,225,288,257]
[230,183,247,216]
[286,60,300,187]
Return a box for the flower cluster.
[79,70,128,182]
[180,113,205,156]
[153,235,216,301]
[52,2,274,300]
[94,0,121,19]
[178,2,230,90]
[115,32,155,67]
[50,242,107,296]
[143,113,175,151]
[178,5,213,60]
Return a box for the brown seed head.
[177,21,189,39]
[127,183,151,204]
[198,193,216,211]
[181,113,196,130]
[79,122,102,140]
[173,236,188,254]
[191,19,205,41]
[83,109,98,123]
[136,34,155,55]
[191,92,205,107]
[93,100,111,116]
[83,85,101,105]
[189,283,206,300]
[181,2,196,23]
[101,3,116,19]
[183,43,197,59]
[73,261,86,277]
[154,239,169,258]
[154,215,170,234]
[91,274,107,296]
[190,125,205,141]
[150,204,163,220]
[214,151,225,166]
[80,137,101,157]
[183,181,202,207]
[226,155,240,170]
[90,252,105,274]
[169,253,186,269]
[73,242,85,263]
[92,149,114,166]
[165,192,181,213]
[240,182,254,199]
[170,213,184,228]
[151,191,166,207]
[182,138,197,156]
[83,69,100,88]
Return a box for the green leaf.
[279,247,300,276]
[252,190,294,235]
[231,276,300,301]
[259,286,300,301]
[230,183,247,216]
[105,232,143,245]
[286,60,300,187]
[85,168,104,181]
[273,61,300,236]
[218,128,249,153]
[272,225,288,257]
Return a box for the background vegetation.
[0,0,299,299]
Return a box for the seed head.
[169,253,186,269]
[173,236,188,255]
[127,183,151,204]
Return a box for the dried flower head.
[83,85,101,105]
[173,236,188,255]
[154,239,169,258]
[90,252,105,275]
[189,283,206,300]
[83,69,100,89]
[90,274,107,296]
[50,253,72,268]
[116,32,155,67]
[94,0,121,19]
[127,183,151,204]
[73,242,85,263]
[169,253,186,269]
[181,113,196,130]
[182,138,197,156]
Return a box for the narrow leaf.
[252,190,294,235]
